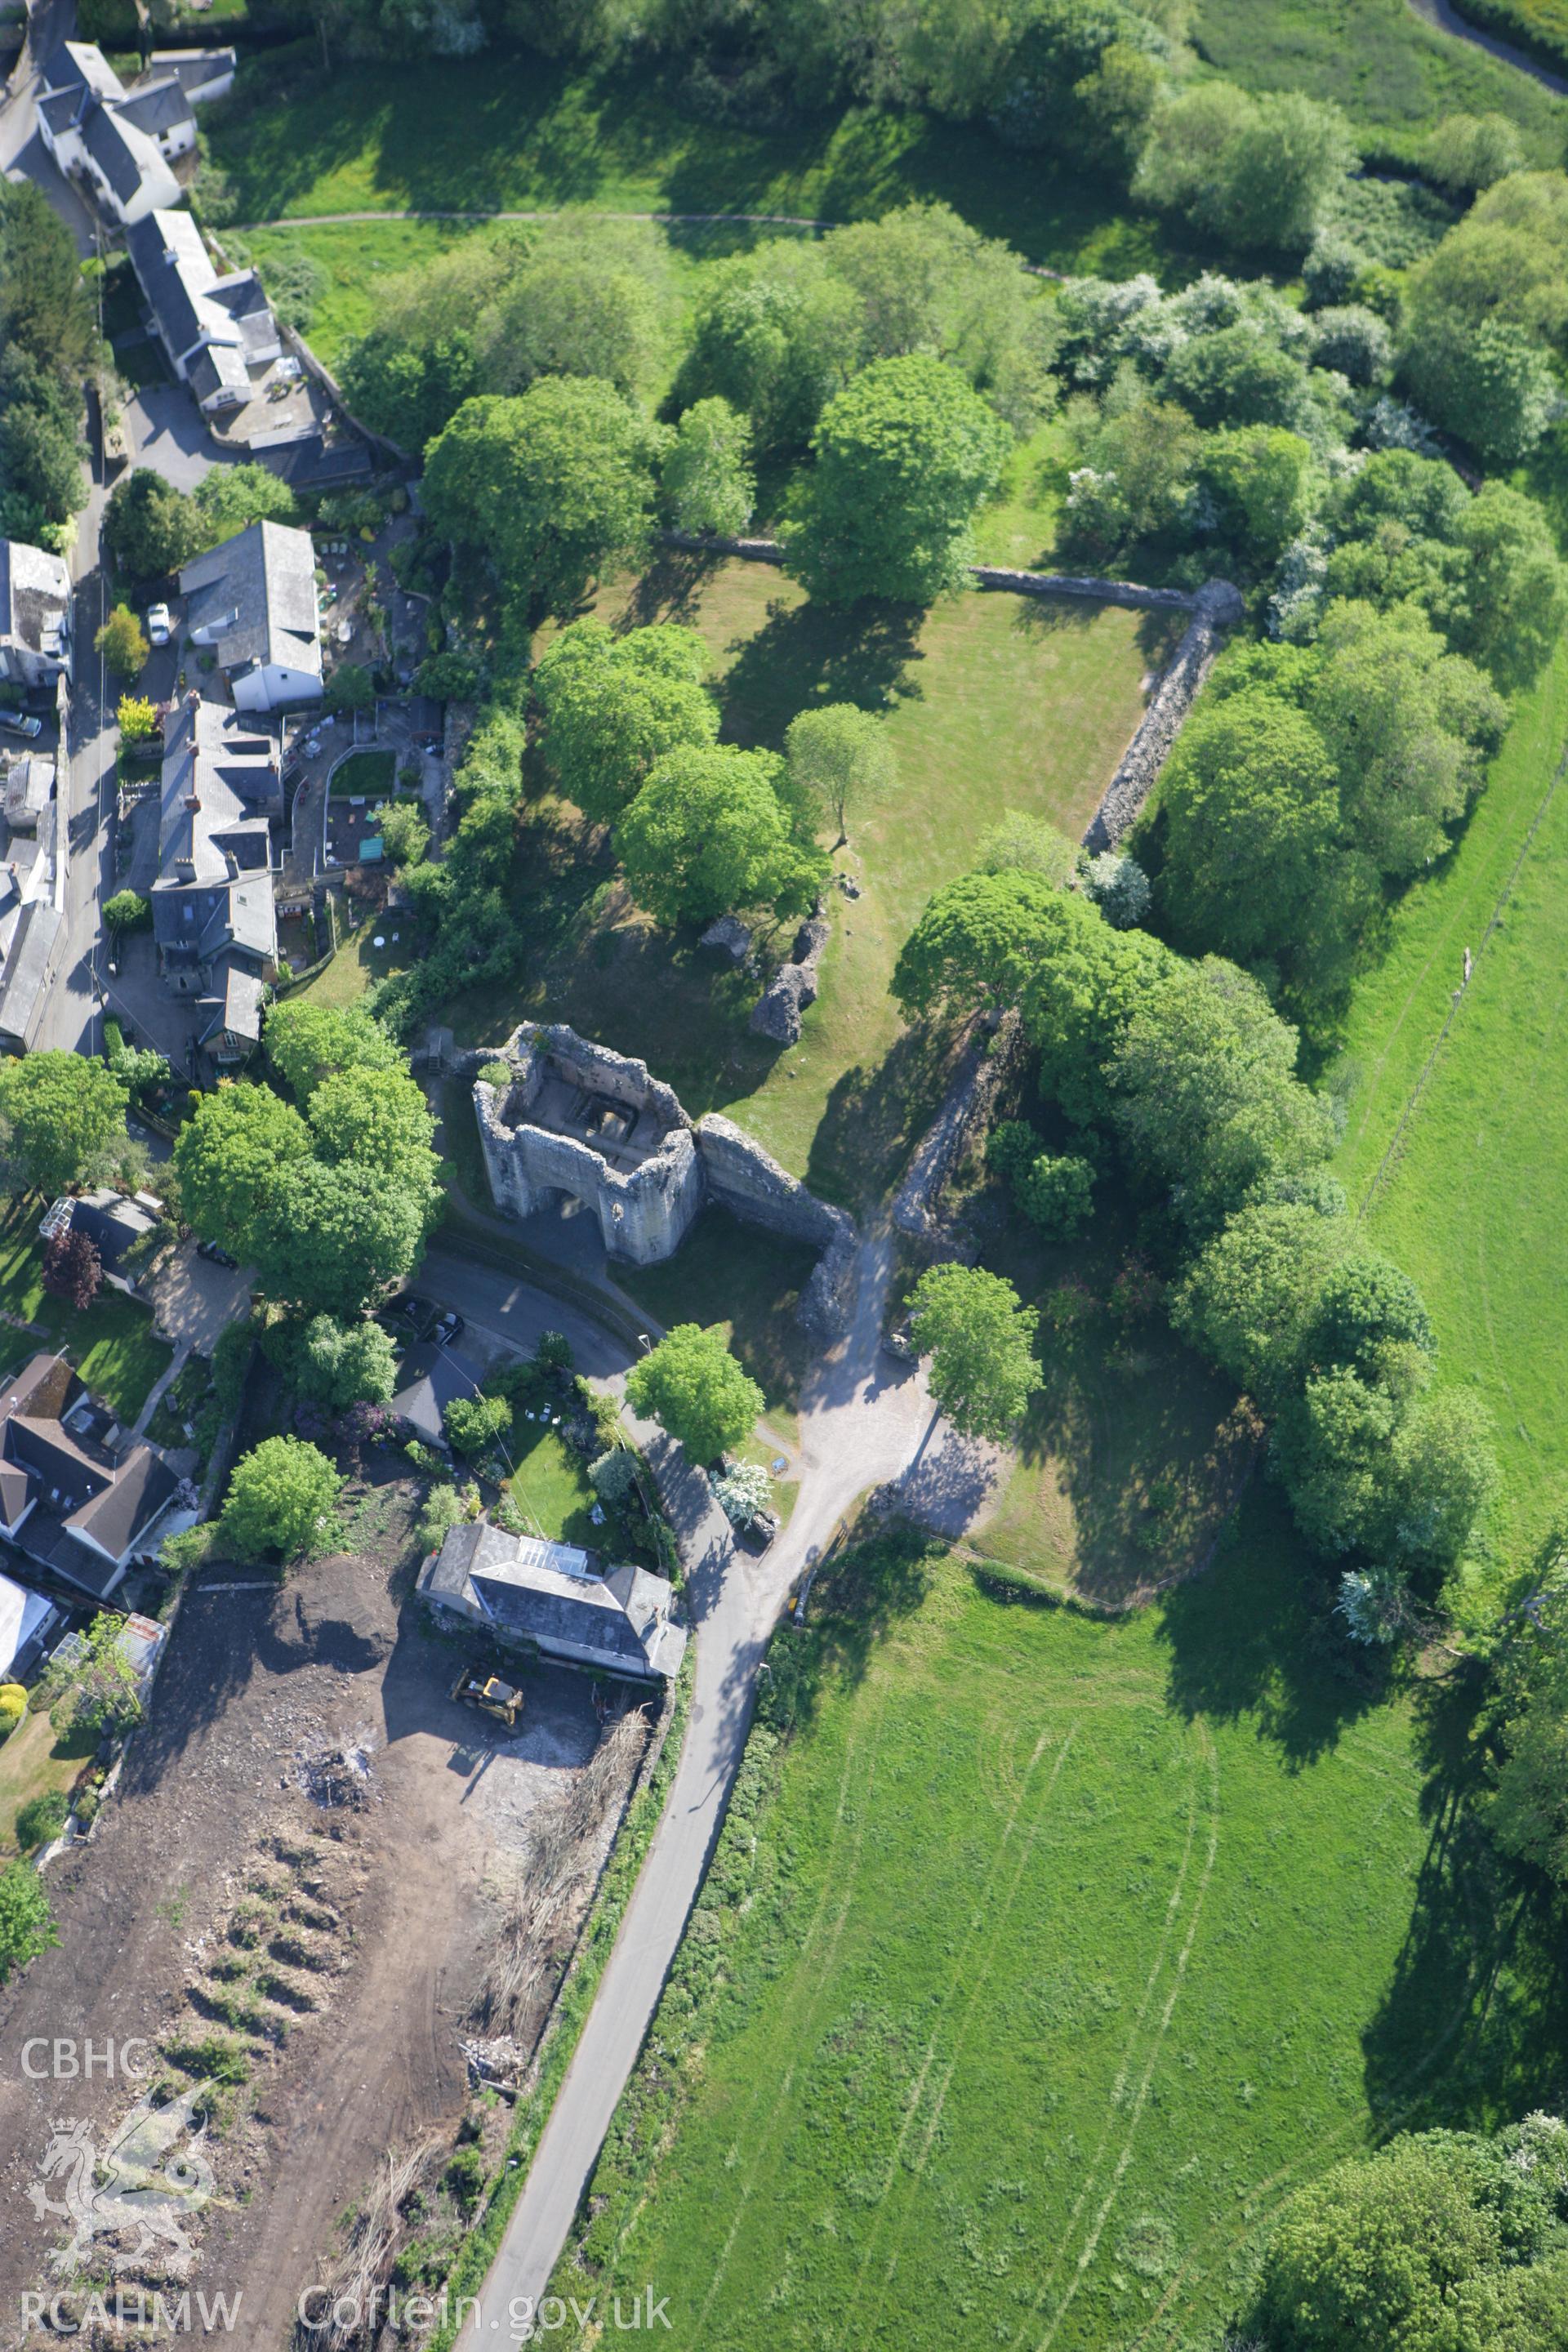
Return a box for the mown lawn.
[442,560,1170,1205]
[556,1526,1566,2351]
[209,42,1178,276]
[1193,0,1564,160]
[0,1212,172,1423]
[501,1422,599,1551]
[1327,638,1568,1586]
[0,1708,95,1862]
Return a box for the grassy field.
[1194,0,1565,159]
[960,1183,1257,1608]
[0,1213,172,1423]
[442,559,1170,1205]
[209,43,1177,278]
[1326,639,1568,1586]
[558,1526,1564,2351]
[328,749,397,799]
[0,1708,95,1862]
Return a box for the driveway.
[144,1240,252,1352]
[123,385,238,492]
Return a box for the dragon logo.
[24,2082,215,2277]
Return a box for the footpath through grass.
[557,1526,1565,2351]
[443,559,1167,1205]
[1328,639,1568,1576]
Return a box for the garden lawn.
[1193,0,1564,162]
[1328,639,1568,1581]
[0,1214,172,1423]
[210,43,1178,277]
[501,1421,598,1550]
[329,749,396,799]
[556,1525,1566,2350]
[293,914,411,1009]
[444,561,1172,1205]
[0,1708,95,1862]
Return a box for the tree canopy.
[626,1324,764,1464]
[784,702,897,845]
[1248,2120,1568,2352]
[532,619,719,826]
[265,1000,404,1105]
[0,1859,58,1987]
[784,354,1013,604]
[616,745,825,929]
[255,1157,430,1321]
[0,1053,127,1198]
[172,1080,310,1260]
[220,1436,345,1564]
[893,870,1076,1021]
[423,381,667,619]
[908,1262,1041,1441]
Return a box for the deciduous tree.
[626,1324,764,1464]
[662,397,756,538]
[42,1227,101,1312]
[784,702,896,846]
[783,354,1012,605]
[172,1080,310,1260]
[423,381,666,620]
[95,604,149,679]
[265,1000,403,1104]
[908,1262,1041,1441]
[616,745,825,929]
[256,1158,429,1320]
[0,1052,127,1198]
[532,619,719,826]
[220,1436,344,1563]
[0,1860,58,1986]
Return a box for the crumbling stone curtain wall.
[464,1027,858,1336]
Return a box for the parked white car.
[145,603,172,646]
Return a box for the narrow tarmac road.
[478,1224,962,2340]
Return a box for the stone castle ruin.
[470,1026,857,1336]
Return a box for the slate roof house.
[127,208,284,418]
[0,1354,179,1601]
[39,1188,165,1294]
[180,522,323,713]
[419,1521,687,1682]
[0,1566,60,1685]
[153,693,280,1058]
[36,39,180,225]
[0,539,72,689]
[0,900,65,1055]
[2,754,56,834]
[36,42,234,228]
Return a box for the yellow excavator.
[451,1665,524,1728]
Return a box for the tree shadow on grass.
[1154,1481,1389,1768]
[804,1019,960,1209]
[1360,1667,1568,2136]
[766,1526,942,1735]
[719,595,926,750]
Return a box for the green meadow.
[552,1530,1566,2350]
[1330,638,1568,1579]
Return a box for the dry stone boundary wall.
[659,532,1241,849]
